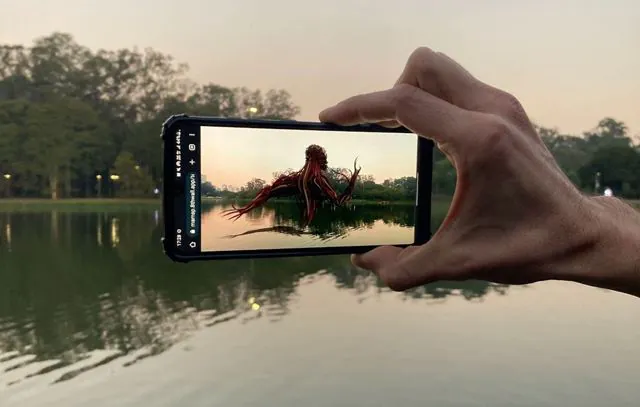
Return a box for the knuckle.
[408,46,435,62]
[392,83,419,110]
[407,46,439,76]
[473,117,515,160]
[494,90,527,119]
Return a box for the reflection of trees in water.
[330,261,513,304]
[402,280,511,303]
[205,201,416,240]
[0,205,512,386]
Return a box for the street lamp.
[109,174,120,198]
[2,173,11,198]
[96,174,103,198]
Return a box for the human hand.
[319,47,640,295]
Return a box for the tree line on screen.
[0,32,638,200]
[201,172,419,202]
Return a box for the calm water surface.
[0,206,638,407]
[200,201,415,251]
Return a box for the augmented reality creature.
[222,144,360,225]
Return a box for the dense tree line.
[432,117,640,198]
[0,33,299,199]
[202,171,418,202]
[1,33,638,200]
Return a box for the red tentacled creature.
[222,144,360,226]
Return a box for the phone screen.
[164,117,431,260]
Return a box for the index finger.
[319,83,476,148]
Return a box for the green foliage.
[212,170,418,202]
[111,151,155,198]
[429,118,640,199]
[432,159,456,196]
[0,32,300,199]
[536,117,640,197]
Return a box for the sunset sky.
[200,127,417,188]
[3,0,639,138]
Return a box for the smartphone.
[161,114,433,262]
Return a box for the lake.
[0,203,639,407]
[200,200,416,251]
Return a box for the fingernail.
[318,107,334,121]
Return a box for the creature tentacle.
[304,198,316,226]
[337,157,361,204]
[316,175,340,204]
[300,164,313,225]
[221,181,295,221]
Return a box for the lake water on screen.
[200,201,415,251]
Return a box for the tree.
[0,96,109,199]
[244,178,266,192]
[0,32,301,198]
[111,151,154,198]
[583,117,631,152]
[432,159,456,196]
[579,145,640,196]
[201,181,218,196]
[536,125,588,186]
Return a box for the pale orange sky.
[2,0,639,137]
[200,127,417,188]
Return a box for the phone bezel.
[161,114,433,262]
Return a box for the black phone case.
[161,114,433,262]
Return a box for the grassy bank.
[0,198,161,212]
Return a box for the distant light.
[134,165,140,171]
[248,296,261,311]
[110,174,120,181]
[3,174,10,180]
[247,107,258,114]
[96,174,102,180]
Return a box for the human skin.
[319,47,640,299]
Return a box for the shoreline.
[0,197,446,205]
[0,198,162,212]
[201,197,421,206]
[0,196,636,209]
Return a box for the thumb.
[352,245,437,291]
[351,246,404,271]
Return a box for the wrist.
[559,196,640,297]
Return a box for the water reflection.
[0,204,510,388]
[203,200,415,242]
